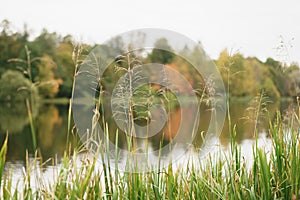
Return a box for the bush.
[0,70,38,102]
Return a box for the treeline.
[0,20,78,100]
[216,50,300,98]
[0,19,299,101]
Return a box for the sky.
[1,0,299,64]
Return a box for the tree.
[265,58,286,96]
[148,38,175,64]
[54,40,74,97]
[35,55,62,98]
[29,29,59,57]
[0,70,38,102]
[0,20,26,77]
[217,50,254,97]
[285,63,300,96]
[261,78,280,98]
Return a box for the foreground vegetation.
[0,110,299,199]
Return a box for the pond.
[0,102,76,164]
[0,99,293,167]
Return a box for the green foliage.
[218,50,256,97]
[0,102,31,133]
[0,20,27,76]
[35,55,61,98]
[217,49,300,98]
[261,78,280,98]
[54,39,75,97]
[148,38,175,64]
[0,70,38,102]
[285,63,300,96]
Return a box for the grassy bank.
[0,112,299,200]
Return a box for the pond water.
[0,102,76,164]
[0,99,293,166]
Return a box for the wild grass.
[0,110,299,199]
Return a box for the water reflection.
[0,102,77,164]
[220,100,280,146]
[0,102,37,133]
[0,99,294,165]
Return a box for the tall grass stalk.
[26,99,37,150]
[0,134,8,187]
[66,42,83,151]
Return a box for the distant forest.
[0,19,299,102]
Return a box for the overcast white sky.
[1,0,299,64]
